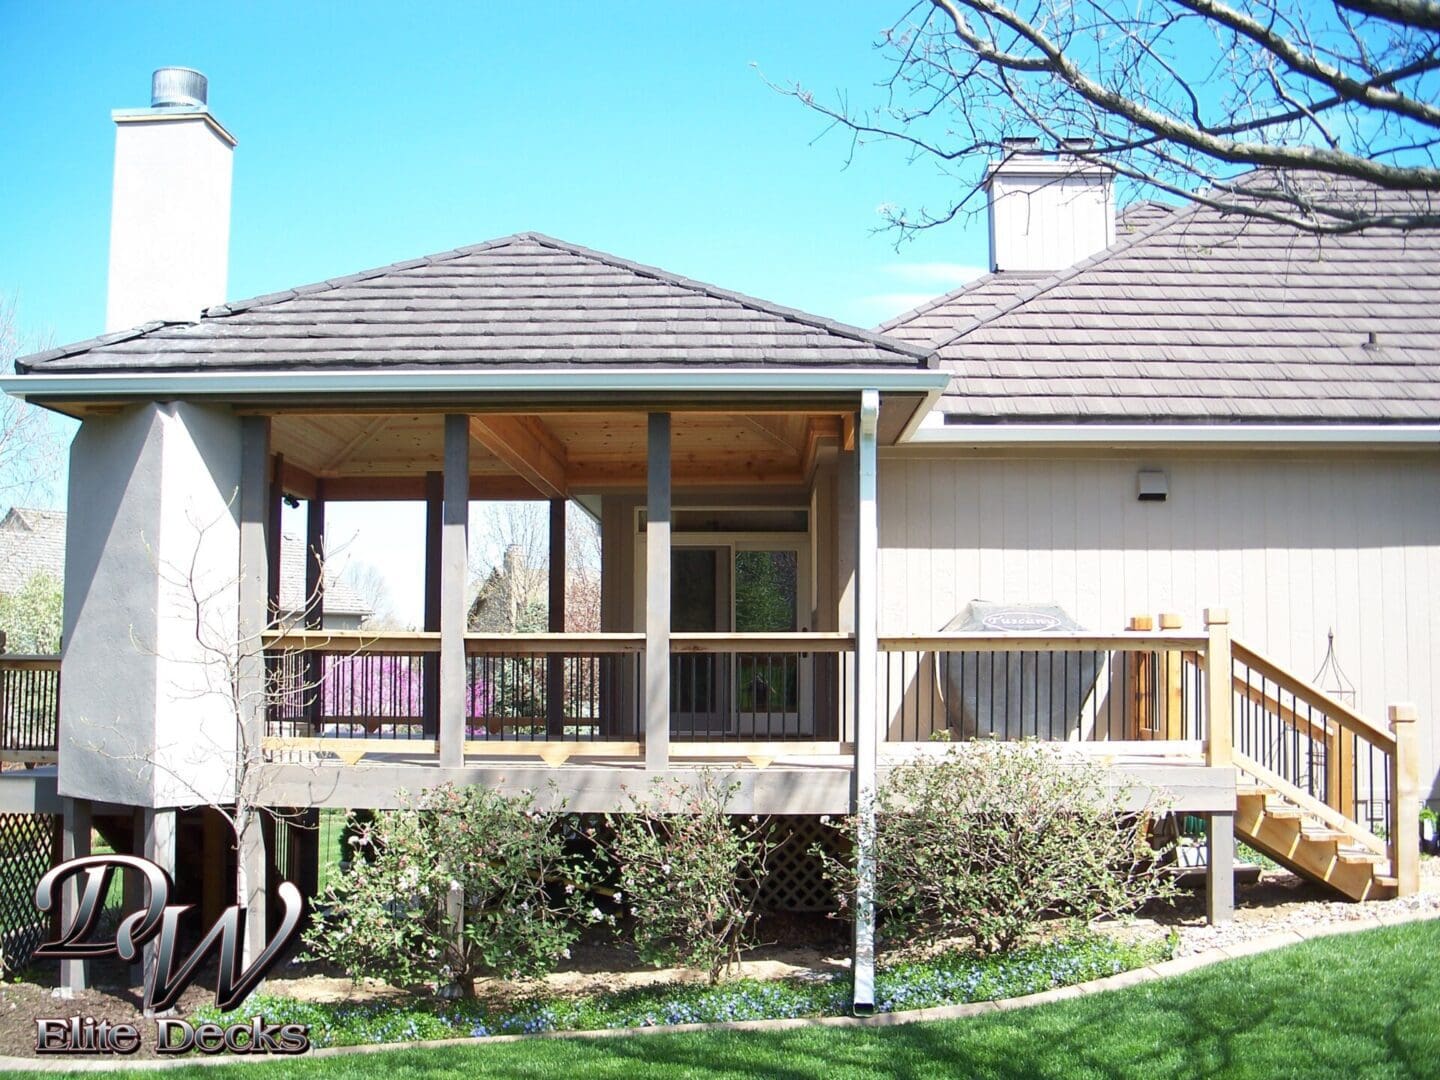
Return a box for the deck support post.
[1388,703,1420,896]
[58,797,92,995]
[852,390,880,1014]
[140,808,177,995]
[547,498,567,737]
[239,416,272,964]
[645,413,671,771]
[1204,607,1234,925]
[439,415,469,769]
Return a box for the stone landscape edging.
[4,906,1435,1073]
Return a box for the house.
[1,69,1435,1006]
[0,508,372,632]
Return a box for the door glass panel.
[671,548,719,631]
[734,550,796,632]
[670,548,721,724]
[734,550,799,715]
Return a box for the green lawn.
[12,919,1440,1079]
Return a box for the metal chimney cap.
[151,67,208,109]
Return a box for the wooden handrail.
[465,633,645,655]
[0,655,61,670]
[671,632,855,654]
[879,632,1206,653]
[1232,639,1396,754]
[263,629,442,652]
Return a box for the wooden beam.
[265,451,283,620]
[277,458,319,500]
[739,415,804,455]
[320,416,392,473]
[305,475,543,502]
[469,415,569,499]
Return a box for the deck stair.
[1234,771,1395,901]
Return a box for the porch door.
[733,547,809,737]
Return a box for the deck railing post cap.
[1158,612,1183,629]
[1389,703,1419,725]
[1204,608,1230,626]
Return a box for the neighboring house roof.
[277,533,372,618]
[0,508,66,593]
[17,233,933,374]
[0,509,371,617]
[883,176,1440,423]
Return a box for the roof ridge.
[926,194,1210,352]
[875,270,1049,333]
[516,233,934,363]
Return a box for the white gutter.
[909,423,1440,446]
[0,368,951,399]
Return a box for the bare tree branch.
[781,0,1440,236]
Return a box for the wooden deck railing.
[877,630,1208,748]
[0,655,60,765]
[261,630,855,764]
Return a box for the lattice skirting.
[756,815,848,913]
[0,812,57,975]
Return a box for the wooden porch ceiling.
[270,411,847,500]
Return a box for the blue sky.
[1,1,997,624]
[2,1,991,353]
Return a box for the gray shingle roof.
[883,177,1440,423]
[277,533,371,618]
[878,273,1050,348]
[17,233,931,374]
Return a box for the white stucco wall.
[878,450,1440,802]
[59,401,242,807]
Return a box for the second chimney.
[984,141,1113,273]
[105,68,236,332]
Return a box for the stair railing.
[1227,634,1418,895]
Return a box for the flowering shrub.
[303,785,602,996]
[603,772,780,984]
[820,741,1177,956]
[200,931,1169,1046]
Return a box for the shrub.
[604,772,780,984]
[304,785,603,996]
[820,741,1176,956]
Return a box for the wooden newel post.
[1204,609,1232,767]
[1159,613,1184,741]
[1127,614,1154,739]
[1388,703,1420,897]
[1203,607,1234,926]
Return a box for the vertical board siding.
[878,454,1440,799]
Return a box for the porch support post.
[265,453,283,622]
[304,485,325,733]
[1204,607,1234,925]
[439,415,469,768]
[1389,704,1420,897]
[852,389,880,1014]
[239,417,272,963]
[645,413,671,771]
[546,498,567,737]
[422,471,443,738]
[58,797,91,995]
[304,487,325,628]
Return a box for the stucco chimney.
[105,68,236,332]
[983,139,1113,273]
